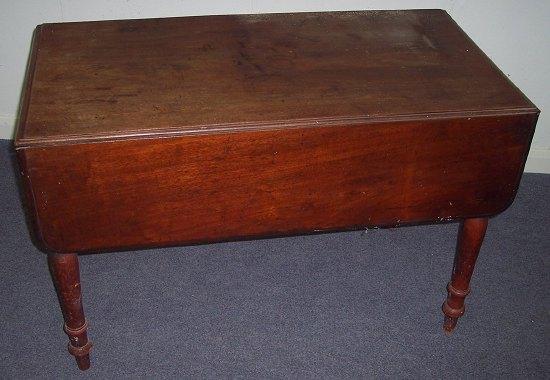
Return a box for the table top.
[16,9,536,147]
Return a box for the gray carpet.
[0,139,548,379]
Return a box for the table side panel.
[19,114,536,253]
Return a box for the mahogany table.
[14,10,538,370]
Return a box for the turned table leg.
[48,253,92,370]
[442,217,488,333]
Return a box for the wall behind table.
[1,0,548,172]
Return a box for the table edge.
[14,108,539,149]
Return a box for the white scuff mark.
[422,34,436,50]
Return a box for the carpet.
[1,140,548,378]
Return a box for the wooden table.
[15,10,538,370]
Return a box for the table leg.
[442,217,488,333]
[48,253,92,370]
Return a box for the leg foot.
[443,316,458,335]
[48,253,92,370]
[442,217,488,333]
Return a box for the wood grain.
[20,113,536,253]
[12,10,540,370]
[16,10,536,146]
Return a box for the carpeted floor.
[0,139,548,378]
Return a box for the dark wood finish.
[442,218,489,333]
[16,10,535,146]
[48,253,91,369]
[20,113,535,253]
[13,10,539,370]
